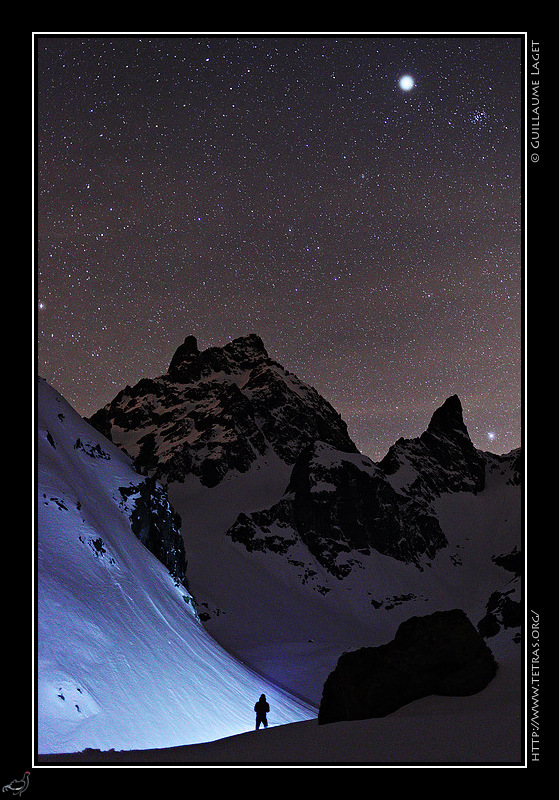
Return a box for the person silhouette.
[254,693,270,729]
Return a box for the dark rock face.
[229,442,448,577]
[318,609,497,723]
[477,591,521,639]
[228,396,487,577]
[477,547,521,640]
[167,334,200,379]
[118,477,186,584]
[87,334,358,488]
[287,443,447,572]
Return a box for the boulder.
[318,609,497,723]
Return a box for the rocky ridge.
[228,442,448,577]
[88,334,358,488]
[226,395,505,578]
[87,336,521,591]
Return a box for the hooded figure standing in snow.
[254,694,270,729]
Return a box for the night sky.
[36,34,523,462]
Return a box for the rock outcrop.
[318,609,497,723]
[228,442,447,577]
[118,476,186,584]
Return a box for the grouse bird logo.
[2,772,30,797]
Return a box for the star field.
[36,35,523,461]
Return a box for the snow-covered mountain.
[37,334,522,762]
[87,333,358,488]
[36,376,315,755]
[83,336,521,706]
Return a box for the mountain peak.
[379,395,486,497]
[222,333,268,360]
[89,333,357,487]
[168,335,200,377]
[167,333,268,381]
[425,395,467,439]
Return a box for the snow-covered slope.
[40,664,523,763]
[36,377,315,755]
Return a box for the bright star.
[487,432,496,441]
[399,75,415,91]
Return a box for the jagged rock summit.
[86,336,522,596]
[379,394,487,499]
[168,334,200,377]
[167,333,268,382]
[87,335,515,582]
[87,334,358,488]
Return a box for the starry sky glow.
[36,34,523,462]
